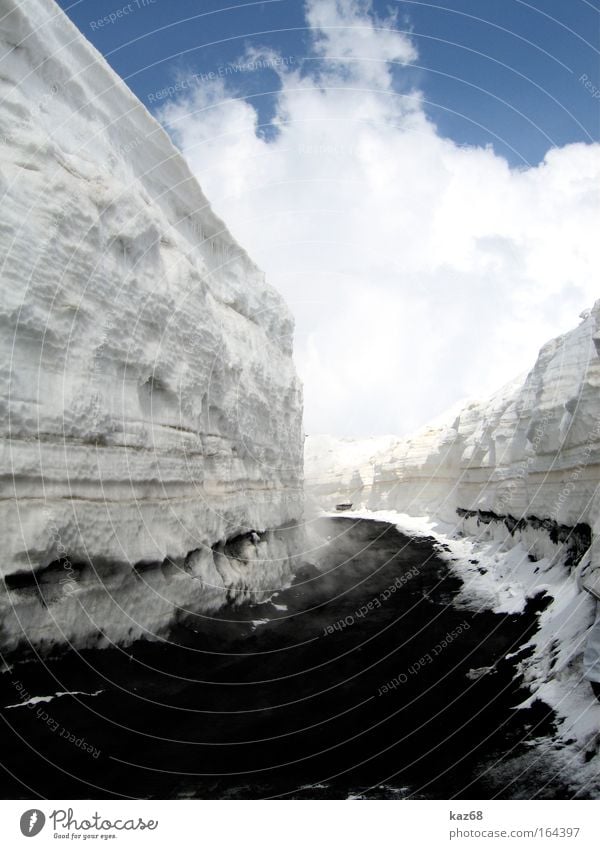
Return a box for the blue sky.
[58,0,599,166]
[55,0,600,436]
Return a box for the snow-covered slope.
[0,0,303,652]
[307,303,600,541]
[306,303,600,766]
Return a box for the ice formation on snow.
[0,0,303,652]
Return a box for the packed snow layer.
[0,0,303,651]
[306,305,600,783]
[306,302,600,542]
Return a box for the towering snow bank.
[0,0,303,652]
[306,304,600,762]
[306,303,600,541]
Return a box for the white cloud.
[305,0,417,85]
[157,0,600,437]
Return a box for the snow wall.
[0,0,304,653]
[306,303,600,564]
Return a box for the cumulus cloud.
[305,0,417,84]
[157,0,600,437]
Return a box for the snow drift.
[306,303,600,767]
[306,303,600,543]
[0,0,303,652]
